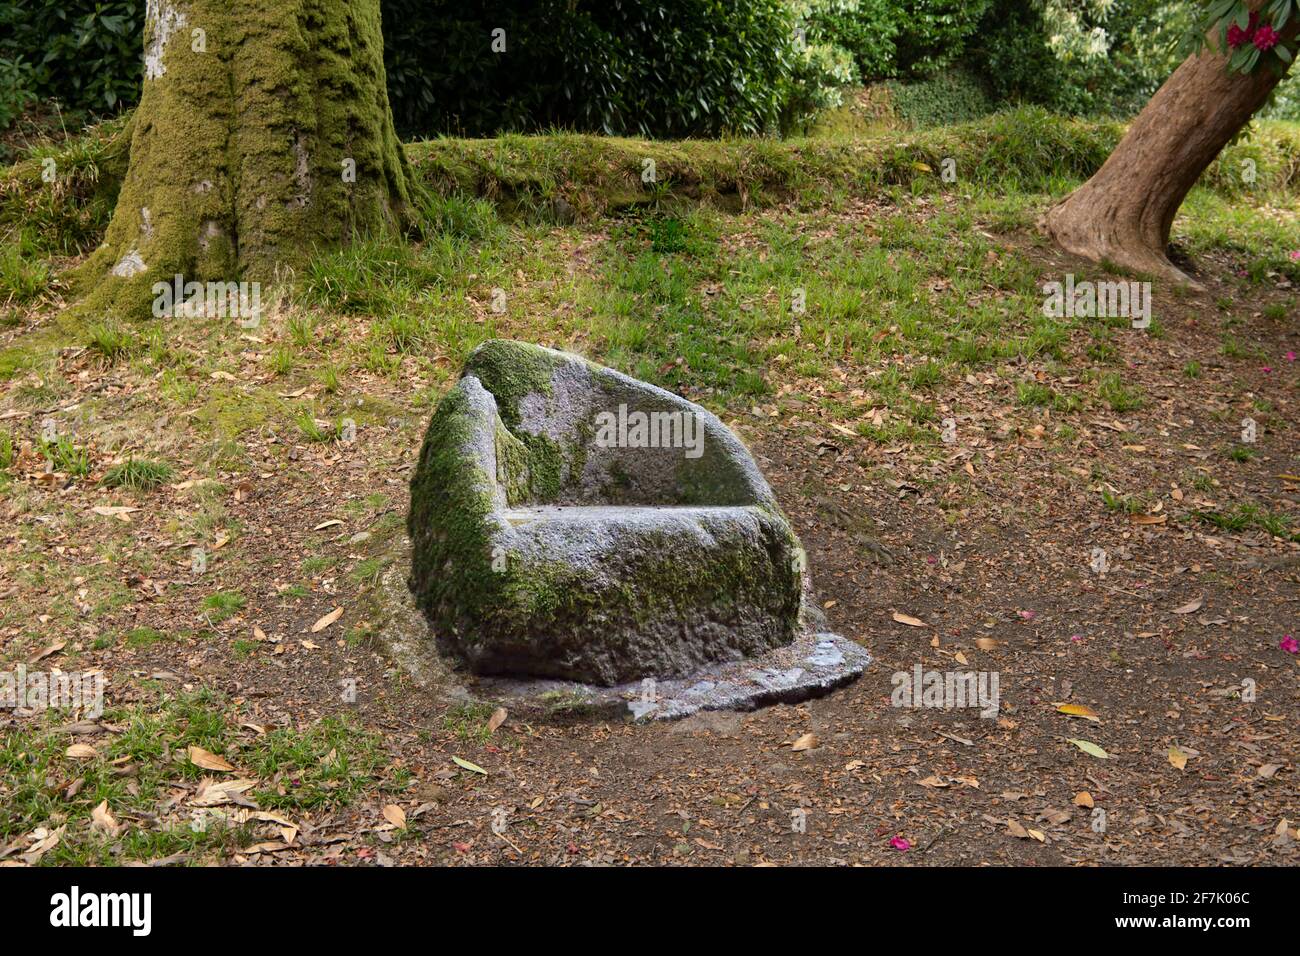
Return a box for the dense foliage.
[0,0,142,119]
[1,0,1297,137]
[382,0,820,137]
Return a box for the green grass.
[86,321,136,363]
[201,590,246,623]
[37,434,91,477]
[123,626,171,648]
[441,702,499,745]
[0,239,51,307]
[101,457,174,491]
[1097,373,1144,413]
[0,687,392,864]
[1101,488,1145,514]
[1194,503,1297,540]
[295,409,349,444]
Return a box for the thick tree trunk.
[78,0,412,317]
[1044,23,1293,287]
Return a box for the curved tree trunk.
[1044,21,1294,288]
[78,0,412,317]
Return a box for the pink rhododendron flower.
[1229,12,1260,47]
[890,836,911,851]
[1281,635,1299,654]
[1254,24,1280,50]
[1286,351,1296,362]
[1289,250,1300,260]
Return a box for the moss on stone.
[462,340,559,429]
[409,341,807,685]
[407,384,505,647]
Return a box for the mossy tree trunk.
[1044,11,1295,288]
[79,0,412,317]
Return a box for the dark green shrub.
[798,0,898,80]
[0,56,38,129]
[893,0,992,78]
[0,1,143,119]
[382,0,824,138]
[887,69,993,127]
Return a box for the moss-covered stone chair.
[408,340,809,686]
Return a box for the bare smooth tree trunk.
[1045,18,1294,287]
[78,0,412,317]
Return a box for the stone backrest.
[462,340,779,510]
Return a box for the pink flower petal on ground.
[1286,351,1296,362]
[890,836,911,851]
[1280,635,1299,654]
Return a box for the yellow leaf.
[1055,703,1101,722]
[892,611,927,627]
[1168,745,1188,770]
[452,756,488,775]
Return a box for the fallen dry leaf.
[791,733,818,752]
[382,804,407,829]
[311,607,344,633]
[90,800,120,836]
[892,611,927,627]
[188,745,236,772]
[191,778,258,807]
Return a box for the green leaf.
[451,756,488,775]
[1067,738,1111,759]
